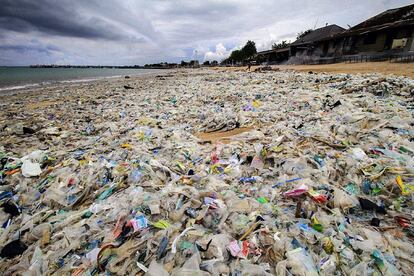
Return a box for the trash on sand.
[0,70,414,275]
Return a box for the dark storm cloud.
[0,0,132,40]
[0,0,412,65]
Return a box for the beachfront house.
[252,25,345,64]
[289,24,346,62]
[334,4,414,59]
[252,3,414,65]
[253,47,290,64]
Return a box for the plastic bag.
[333,188,358,210]
[286,248,318,276]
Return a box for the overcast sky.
[0,0,412,65]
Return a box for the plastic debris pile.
[0,70,414,275]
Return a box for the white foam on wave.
[0,76,114,92]
[0,82,44,91]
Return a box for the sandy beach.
[1,69,414,274]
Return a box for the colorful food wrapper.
[227,240,249,258]
[396,175,414,196]
[131,215,148,232]
[284,184,309,197]
[308,189,328,203]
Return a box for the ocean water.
[0,67,163,91]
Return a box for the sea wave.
[0,69,166,92]
[0,82,45,92]
[0,75,124,92]
[0,77,115,92]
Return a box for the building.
[253,3,414,65]
[253,48,290,64]
[253,25,345,64]
[289,24,346,58]
[336,4,414,57]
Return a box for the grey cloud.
[0,0,138,40]
[0,0,412,65]
[0,44,58,55]
[156,1,238,18]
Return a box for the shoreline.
[3,60,413,96]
